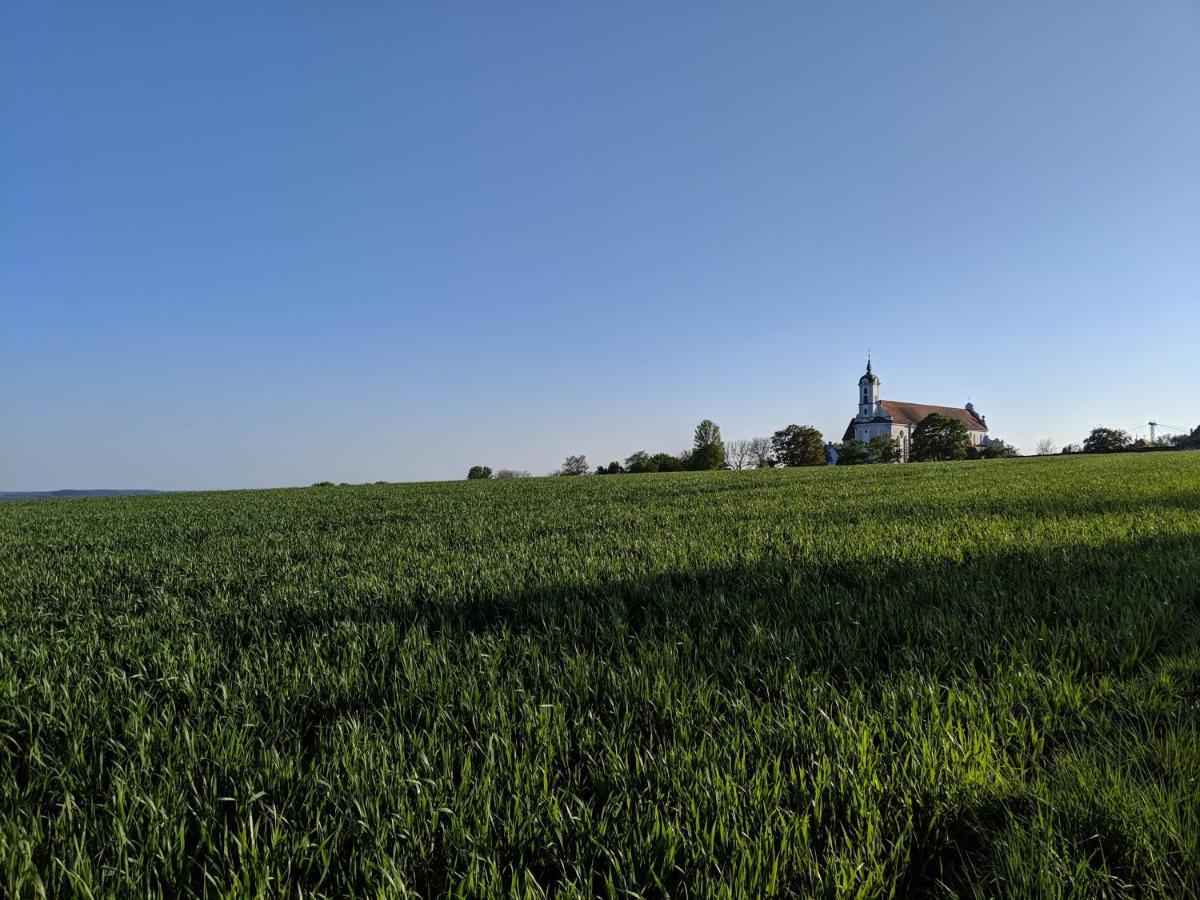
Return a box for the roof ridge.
[883,399,968,409]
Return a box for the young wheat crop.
[1,453,1198,897]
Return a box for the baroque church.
[841,359,989,462]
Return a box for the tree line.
[1045,425,1200,456]
[562,421,835,476]
[468,419,1200,480]
[467,413,1030,479]
[466,467,531,480]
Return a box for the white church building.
[841,359,989,462]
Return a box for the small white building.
[841,359,988,461]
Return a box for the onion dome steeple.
[857,356,881,416]
[859,355,879,386]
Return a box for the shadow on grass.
[226,531,1200,687]
[23,528,1199,898]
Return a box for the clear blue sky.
[4,2,1198,489]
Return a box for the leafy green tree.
[652,452,684,472]
[596,461,624,475]
[689,419,727,470]
[466,466,492,480]
[910,414,970,462]
[771,425,825,467]
[557,455,590,476]
[624,451,658,474]
[867,435,902,463]
[494,469,530,479]
[1082,427,1132,454]
[1170,427,1199,449]
[979,440,1020,459]
[836,439,871,465]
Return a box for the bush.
[1083,428,1132,454]
[771,425,825,467]
[976,440,1020,459]
[651,453,684,473]
[836,440,871,466]
[866,435,902,463]
[557,455,590,477]
[624,452,658,474]
[910,414,969,462]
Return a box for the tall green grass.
[1,453,1198,897]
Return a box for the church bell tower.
[858,357,880,418]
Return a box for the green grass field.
[2,453,1198,897]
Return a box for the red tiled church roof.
[842,401,987,442]
[880,401,986,430]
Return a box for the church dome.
[858,358,879,385]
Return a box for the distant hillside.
[0,489,162,502]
